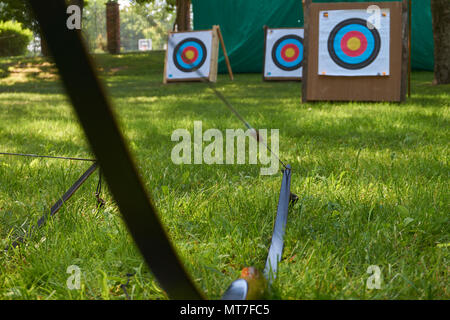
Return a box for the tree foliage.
[131,0,190,31]
[82,0,175,52]
[0,0,88,32]
[0,20,33,56]
[83,0,108,51]
[0,1,37,32]
[131,0,177,13]
[121,2,175,51]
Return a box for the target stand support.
[163,26,233,84]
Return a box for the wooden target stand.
[163,25,233,84]
[302,0,409,102]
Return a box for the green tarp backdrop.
[192,0,434,73]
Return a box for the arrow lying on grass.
[1,153,102,252]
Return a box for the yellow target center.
[185,50,195,61]
[285,48,296,58]
[347,37,361,51]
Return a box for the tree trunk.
[431,0,450,84]
[106,1,120,54]
[175,0,191,31]
[40,30,49,57]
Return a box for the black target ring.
[327,18,381,70]
[173,37,207,73]
[271,34,304,71]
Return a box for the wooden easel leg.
[214,25,234,81]
[302,0,312,103]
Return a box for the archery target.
[264,28,304,79]
[166,31,212,80]
[318,9,390,76]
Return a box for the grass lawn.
[0,51,448,300]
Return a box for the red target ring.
[280,44,300,62]
[340,31,367,57]
[181,46,199,64]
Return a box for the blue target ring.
[173,38,207,73]
[327,18,381,70]
[272,35,304,71]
